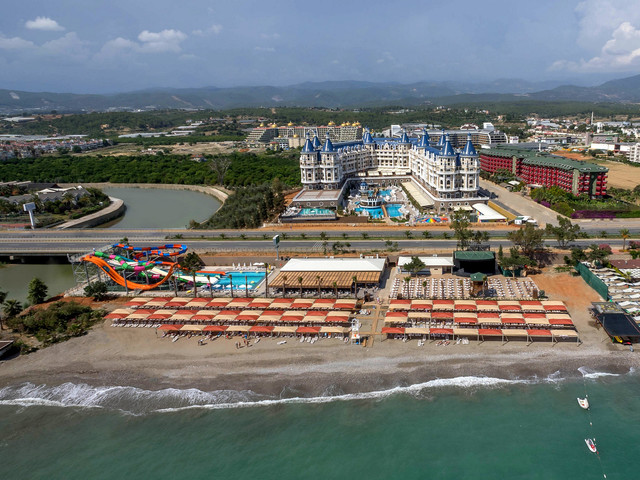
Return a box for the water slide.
[85,248,227,289]
[112,243,187,259]
[81,254,179,291]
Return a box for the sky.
[1,0,640,93]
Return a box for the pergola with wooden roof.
[269,271,382,289]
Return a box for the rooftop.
[280,257,387,273]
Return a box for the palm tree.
[621,228,630,251]
[298,276,304,297]
[179,252,205,298]
[422,231,431,239]
[229,274,234,298]
[245,274,249,297]
[403,276,411,299]
[301,233,307,239]
[320,231,327,241]
[404,230,413,239]
[332,281,338,299]
[282,274,287,298]
[422,280,427,299]
[316,275,322,296]
[361,232,369,239]
[352,275,358,298]
[3,299,22,319]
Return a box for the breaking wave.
[0,369,627,415]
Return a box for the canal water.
[98,187,221,229]
[0,262,75,305]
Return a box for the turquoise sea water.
[0,370,637,479]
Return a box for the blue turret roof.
[363,128,374,144]
[302,134,314,153]
[312,134,321,149]
[440,134,455,156]
[437,129,446,147]
[399,130,411,144]
[418,128,430,148]
[322,133,335,153]
[461,133,477,156]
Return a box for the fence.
[574,262,609,300]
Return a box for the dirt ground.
[532,269,606,345]
[78,142,261,157]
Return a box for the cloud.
[552,21,640,72]
[98,29,187,58]
[25,16,65,31]
[192,24,222,37]
[254,46,275,53]
[137,29,187,52]
[42,32,88,58]
[0,35,36,50]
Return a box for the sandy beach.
[0,271,635,396]
[0,316,636,398]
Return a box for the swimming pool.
[355,206,384,219]
[386,204,404,218]
[378,189,393,197]
[299,208,335,216]
[215,271,266,290]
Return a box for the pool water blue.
[215,271,266,290]
[355,206,384,219]
[299,208,334,216]
[378,189,393,197]
[386,204,404,218]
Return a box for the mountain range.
[2,75,640,113]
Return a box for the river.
[0,262,75,305]
[97,186,221,229]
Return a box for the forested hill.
[4,74,640,113]
[0,151,301,188]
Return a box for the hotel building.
[479,147,608,197]
[298,129,485,212]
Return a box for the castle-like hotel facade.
[299,129,486,212]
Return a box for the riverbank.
[59,182,230,204]
[54,196,125,229]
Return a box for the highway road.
[0,234,626,256]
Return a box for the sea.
[0,368,636,479]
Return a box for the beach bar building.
[269,257,387,296]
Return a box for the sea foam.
[0,370,625,415]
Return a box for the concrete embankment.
[59,182,229,203]
[55,197,125,229]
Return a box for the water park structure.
[70,243,267,295]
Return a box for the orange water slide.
[82,255,178,291]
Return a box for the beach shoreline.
[0,318,636,399]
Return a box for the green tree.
[404,230,413,239]
[27,278,48,305]
[450,211,473,250]
[471,230,489,248]
[545,215,582,248]
[507,223,545,259]
[403,256,426,276]
[587,244,610,265]
[179,252,205,297]
[298,276,304,297]
[0,289,6,330]
[84,281,109,301]
[320,232,327,240]
[570,247,587,265]
[422,230,431,239]
[361,232,369,239]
